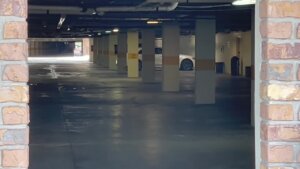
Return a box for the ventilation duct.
[29,0,179,15]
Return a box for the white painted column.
[162,23,180,92]
[108,34,118,70]
[117,33,127,73]
[141,29,155,83]
[195,19,216,104]
[251,9,255,127]
[127,31,139,78]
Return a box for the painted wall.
[239,31,252,76]
[215,32,238,74]
[215,31,252,75]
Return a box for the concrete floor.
[29,59,254,169]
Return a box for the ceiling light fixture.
[67,27,71,31]
[105,30,112,34]
[112,28,119,33]
[92,8,97,15]
[147,20,160,25]
[57,14,66,30]
[232,0,255,5]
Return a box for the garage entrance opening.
[29,59,254,169]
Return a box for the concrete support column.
[141,29,155,83]
[39,42,43,55]
[251,9,255,127]
[101,37,106,66]
[195,19,216,104]
[35,41,41,56]
[117,33,127,73]
[34,41,38,56]
[162,23,180,92]
[108,34,118,70]
[29,41,33,56]
[89,38,94,62]
[82,38,90,56]
[127,31,139,78]
[93,38,99,64]
[99,37,104,65]
[104,36,110,68]
[42,42,46,55]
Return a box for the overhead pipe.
[29,1,179,15]
[96,2,178,12]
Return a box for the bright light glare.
[232,0,255,5]
[147,20,160,25]
[113,28,119,33]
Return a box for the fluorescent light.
[88,35,92,37]
[57,14,66,29]
[232,0,255,5]
[147,20,160,25]
[97,32,102,35]
[105,30,112,34]
[112,28,119,33]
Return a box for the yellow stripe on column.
[128,53,138,59]
[195,59,215,71]
[163,56,179,65]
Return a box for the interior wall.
[215,31,252,75]
[215,32,238,74]
[240,31,252,76]
[29,41,76,57]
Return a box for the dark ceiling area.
[28,0,254,38]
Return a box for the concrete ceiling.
[28,0,253,38]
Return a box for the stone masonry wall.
[0,0,29,168]
[259,0,300,168]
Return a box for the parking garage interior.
[27,0,255,169]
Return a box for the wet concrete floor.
[29,61,254,169]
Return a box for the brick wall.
[0,0,29,168]
[259,0,300,168]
